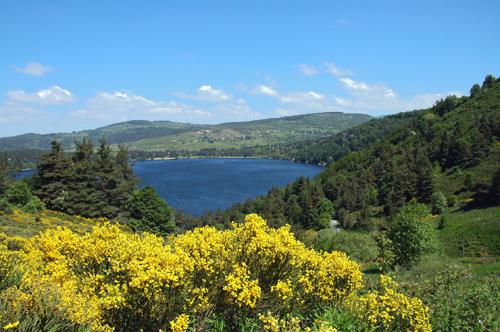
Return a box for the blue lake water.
[133,158,324,216]
[16,158,324,216]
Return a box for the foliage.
[0,155,15,196]
[0,199,13,214]
[127,186,174,235]
[33,139,137,218]
[350,275,432,331]
[398,264,499,331]
[5,182,32,207]
[388,203,437,267]
[197,76,499,232]
[0,113,372,154]
[431,191,447,214]
[3,181,45,213]
[314,230,379,263]
[0,214,431,331]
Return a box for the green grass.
[437,205,500,259]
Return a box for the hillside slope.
[0,112,372,152]
[194,75,500,230]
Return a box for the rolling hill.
[0,112,372,152]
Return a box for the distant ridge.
[0,112,372,151]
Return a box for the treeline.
[31,139,136,218]
[0,138,177,235]
[189,75,500,231]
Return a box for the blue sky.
[1,0,499,137]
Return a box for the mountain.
[0,112,372,152]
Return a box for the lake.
[133,158,324,216]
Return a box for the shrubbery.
[0,214,431,331]
[314,230,379,263]
[383,203,437,268]
[127,186,174,235]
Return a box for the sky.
[1,0,499,137]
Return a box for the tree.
[94,138,119,217]
[431,191,447,214]
[316,198,335,229]
[470,83,481,98]
[5,181,33,206]
[0,155,14,196]
[66,138,99,216]
[113,144,137,209]
[482,74,496,89]
[34,140,71,211]
[127,186,174,235]
[388,203,436,267]
[433,96,458,117]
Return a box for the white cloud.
[324,62,351,77]
[280,91,325,103]
[297,64,319,76]
[252,85,279,97]
[7,86,75,105]
[73,91,206,122]
[334,97,351,106]
[336,77,461,113]
[175,85,233,102]
[15,62,52,76]
[196,85,232,101]
[70,90,260,125]
[339,78,371,91]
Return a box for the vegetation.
[0,214,431,331]
[33,139,138,218]
[0,75,498,331]
[0,113,372,158]
[127,186,175,235]
[195,75,499,233]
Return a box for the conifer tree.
[34,140,71,211]
[113,144,137,209]
[94,138,119,217]
[67,138,99,216]
[0,155,13,196]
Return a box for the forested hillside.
[193,75,500,230]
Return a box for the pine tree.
[94,138,119,217]
[113,144,137,210]
[0,155,13,196]
[34,140,71,211]
[66,138,99,216]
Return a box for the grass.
[437,205,500,260]
[0,209,105,239]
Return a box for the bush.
[447,195,459,207]
[0,214,433,331]
[388,203,437,267]
[127,186,174,235]
[437,216,447,230]
[3,214,369,331]
[315,230,379,263]
[0,198,13,214]
[350,275,432,331]
[22,196,45,213]
[5,181,33,207]
[431,191,447,214]
[400,266,500,331]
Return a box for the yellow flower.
[3,321,20,330]
[170,314,189,332]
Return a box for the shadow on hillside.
[459,191,500,212]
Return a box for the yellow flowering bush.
[350,275,432,331]
[0,213,431,331]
